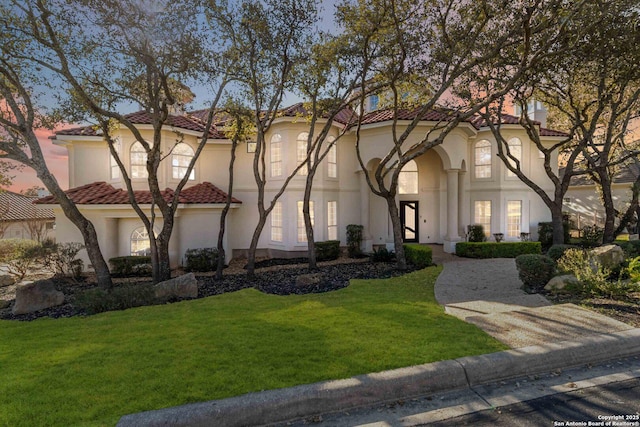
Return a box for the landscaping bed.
[546,292,640,328]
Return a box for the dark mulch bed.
[1,260,419,321]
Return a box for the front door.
[400,201,419,243]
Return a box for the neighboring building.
[36,102,568,270]
[0,190,55,241]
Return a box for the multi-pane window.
[296,132,308,176]
[110,138,121,180]
[297,200,314,242]
[474,140,492,178]
[271,202,283,242]
[130,226,150,256]
[270,134,282,177]
[507,200,522,238]
[327,201,337,240]
[130,141,148,179]
[172,143,195,180]
[507,138,522,177]
[327,137,337,178]
[398,160,418,194]
[474,201,491,236]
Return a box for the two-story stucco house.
[37,102,568,270]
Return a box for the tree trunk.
[246,215,268,279]
[157,233,172,282]
[386,195,407,271]
[599,174,617,244]
[550,204,565,246]
[303,184,317,271]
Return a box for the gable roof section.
[34,182,241,205]
[562,163,640,187]
[0,191,54,221]
[55,111,227,139]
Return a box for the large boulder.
[295,273,323,288]
[590,244,625,271]
[154,273,198,300]
[12,280,65,315]
[0,274,15,288]
[544,274,580,291]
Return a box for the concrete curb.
[117,328,640,427]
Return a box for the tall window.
[130,226,150,256]
[270,134,282,177]
[172,143,195,180]
[327,137,337,178]
[271,202,283,242]
[398,160,418,194]
[110,138,121,180]
[130,141,148,179]
[297,200,314,242]
[368,94,379,111]
[507,200,522,237]
[474,140,491,178]
[506,138,522,177]
[327,201,337,240]
[296,132,309,176]
[474,201,491,235]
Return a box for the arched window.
[270,134,282,177]
[172,143,195,180]
[130,141,148,179]
[506,138,522,177]
[327,136,337,178]
[296,132,309,176]
[398,160,418,194]
[474,140,491,178]
[110,138,121,180]
[130,226,150,256]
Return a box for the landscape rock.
[590,244,625,270]
[295,273,323,288]
[12,280,65,315]
[0,274,15,288]
[154,273,198,300]
[544,275,580,291]
[0,299,10,309]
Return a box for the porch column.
[358,170,373,252]
[458,170,467,237]
[444,169,461,253]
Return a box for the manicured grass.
[0,266,506,426]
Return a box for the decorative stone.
[12,280,65,315]
[295,273,323,288]
[590,244,625,270]
[154,273,198,300]
[0,299,10,309]
[544,275,580,291]
[0,274,15,288]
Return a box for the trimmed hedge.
[515,254,555,293]
[184,248,218,272]
[315,240,341,262]
[455,242,541,258]
[109,256,152,277]
[76,284,155,315]
[404,244,433,268]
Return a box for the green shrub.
[371,246,395,262]
[45,242,85,279]
[75,284,155,315]
[0,239,48,281]
[546,244,579,262]
[455,242,541,258]
[537,220,571,251]
[515,254,555,293]
[109,256,152,277]
[403,244,432,268]
[626,256,640,282]
[467,224,487,242]
[346,224,364,258]
[618,240,640,258]
[184,248,218,272]
[580,225,603,248]
[315,240,340,262]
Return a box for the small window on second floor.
[327,136,337,178]
[296,132,308,176]
[130,141,148,179]
[172,143,195,180]
[474,140,491,179]
[507,138,522,177]
[270,134,282,177]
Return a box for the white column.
[358,170,373,252]
[458,170,467,237]
[444,169,461,253]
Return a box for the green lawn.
[0,266,506,426]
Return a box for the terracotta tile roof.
[55,111,227,139]
[562,163,640,186]
[35,182,241,205]
[0,191,54,221]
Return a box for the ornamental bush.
[184,248,218,272]
[371,246,395,262]
[109,256,152,277]
[314,240,340,262]
[403,244,433,268]
[346,224,364,258]
[546,244,579,262]
[467,224,487,242]
[76,284,155,315]
[515,254,555,293]
[619,240,640,258]
[455,242,541,258]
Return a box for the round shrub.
[546,244,579,262]
[515,254,555,293]
[468,224,487,242]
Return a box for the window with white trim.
[271,202,283,242]
[297,200,314,242]
[130,226,151,256]
[398,160,418,194]
[474,140,491,178]
[327,201,337,240]
[296,132,308,176]
[270,134,282,177]
[327,136,337,178]
[110,138,121,180]
[474,201,491,236]
[130,141,148,179]
[506,137,522,177]
[172,143,195,180]
[507,200,522,238]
